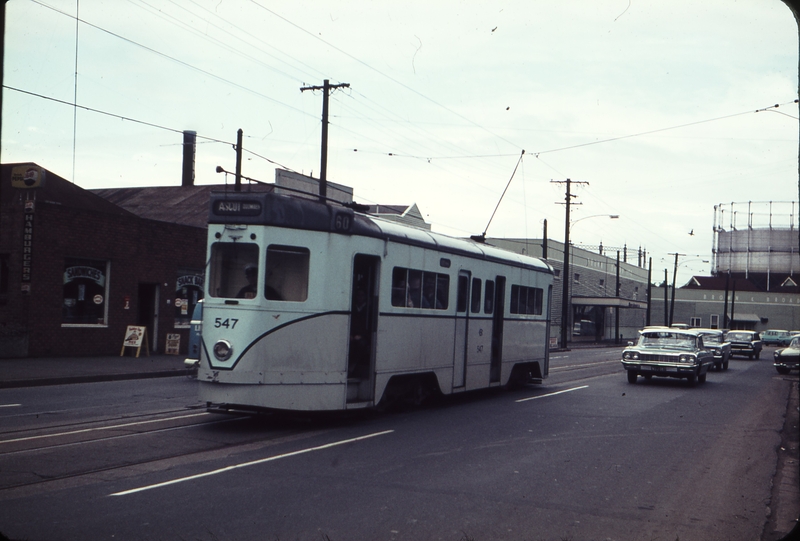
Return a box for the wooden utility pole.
[551,178,588,349]
[301,79,350,201]
[235,129,243,192]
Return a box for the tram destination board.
[212,199,262,216]
[209,192,358,235]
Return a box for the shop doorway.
[138,283,159,353]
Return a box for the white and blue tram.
[197,190,553,412]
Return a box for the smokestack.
[182,130,197,187]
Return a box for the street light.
[560,214,620,349]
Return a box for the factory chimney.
[182,130,197,187]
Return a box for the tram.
[197,190,553,412]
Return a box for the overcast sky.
[3,0,798,285]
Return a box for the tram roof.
[208,191,552,274]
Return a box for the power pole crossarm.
[301,79,350,201]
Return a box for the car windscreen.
[639,332,696,349]
[727,332,751,341]
[700,333,722,344]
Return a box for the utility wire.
[4,85,297,174]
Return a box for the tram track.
[0,409,328,496]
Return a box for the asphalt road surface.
[0,347,797,541]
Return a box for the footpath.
[0,353,191,389]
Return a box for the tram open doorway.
[347,254,379,404]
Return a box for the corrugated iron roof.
[90,183,274,229]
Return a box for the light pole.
[666,256,709,326]
[560,214,619,349]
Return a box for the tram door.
[452,271,471,388]
[347,255,379,402]
[490,275,506,383]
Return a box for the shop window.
[62,258,109,325]
[175,269,204,328]
[391,267,449,309]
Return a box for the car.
[761,329,792,347]
[621,328,715,386]
[695,328,731,370]
[777,331,800,347]
[184,300,203,369]
[774,336,800,375]
[726,330,762,359]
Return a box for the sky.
[3,0,798,286]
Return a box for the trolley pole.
[301,79,350,202]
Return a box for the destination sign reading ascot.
[213,200,262,216]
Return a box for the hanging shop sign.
[11,165,46,189]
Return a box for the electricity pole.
[301,79,350,201]
[552,178,588,349]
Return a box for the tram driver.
[237,264,258,299]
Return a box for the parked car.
[778,331,800,347]
[761,329,792,346]
[774,336,800,375]
[726,330,762,359]
[621,329,715,386]
[184,300,203,369]
[695,329,731,370]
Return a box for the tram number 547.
[214,318,239,329]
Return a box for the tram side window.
[391,267,449,310]
[266,245,310,302]
[471,278,482,313]
[456,275,468,313]
[484,280,495,314]
[208,243,259,298]
[510,284,543,315]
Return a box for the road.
[0,347,796,541]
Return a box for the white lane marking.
[0,404,22,408]
[516,385,589,403]
[0,412,210,445]
[110,429,395,497]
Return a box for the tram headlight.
[213,340,233,361]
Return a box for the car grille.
[638,353,679,362]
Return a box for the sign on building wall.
[20,201,34,293]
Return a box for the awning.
[729,313,761,323]
[572,296,647,309]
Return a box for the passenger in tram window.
[407,271,422,307]
[348,288,370,377]
[422,273,443,309]
[237,264,258,299]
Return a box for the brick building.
[0,162,228,357]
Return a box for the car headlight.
[679,354,696,363]
[623,351,639,360]
[213,339,233,361]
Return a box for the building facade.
[0,163,212,357]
